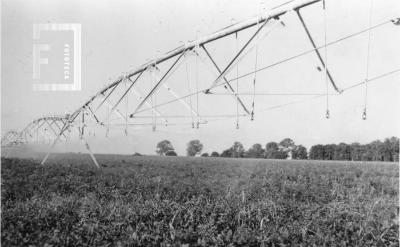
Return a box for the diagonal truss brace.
[151,56,201,121]
[87,106,102,125]
[46,119,67,139]
[32,121,47,139]
[41,111,99,168]
[128,53,202,121]
[131,52,185,117]
[52,119,66,133]
[103,98,127,121]
[200,45,251,115]
[131,87,169,124]
[110,72,168,124]
[96,83,120,111]
[110,72,143,113]
[295,8,342,93]
[41,120,70,165]
[206,18,271,92]
[162,81,201,119]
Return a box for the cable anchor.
[325,110,330,119]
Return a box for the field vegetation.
[1,154,399,246]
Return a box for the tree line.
[309,137,399,162]
[155,137,399,162]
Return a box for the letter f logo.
[33,44,50,79]
[33,24,50,80]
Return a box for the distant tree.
[266,142,279,151]
[350,142,362,161]
[333,143,351,160]
[265,142,287,159]
[323,144,336,160]
[310,137,398,162]
[292,145,308,159]
[380,137,400,162]
[165,150,177,156]
[382,138,393,161]
[156,140,174,155]
[211,151,219,157]
[279,138,295,149]
[309,145,324,160]
[186,140,204,156]
[361,143,373,161]
[231,141,245,158]
[265,142,278,159]
[247,143,264,158]
[201,153,209,157]
[389,137,399,161]
[220,149,232,157]
[369,140,384,161]
[275,151,289,159]
[279,138,296,158]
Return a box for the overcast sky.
[2,0,400,155]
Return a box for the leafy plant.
[1,156,398,246]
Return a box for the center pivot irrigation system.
[2,0,399,167]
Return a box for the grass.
[1,154,399,246]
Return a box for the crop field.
[1,154,399,246]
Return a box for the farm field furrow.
[1,154,399,246]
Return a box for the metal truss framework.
[1,116,68,146]
[2,0,399,167]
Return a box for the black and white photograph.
[1,0,399,245]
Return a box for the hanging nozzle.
[362,108,367,120]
